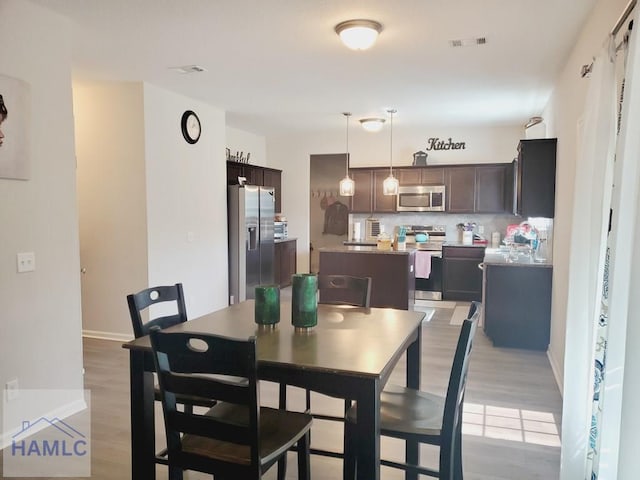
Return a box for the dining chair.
[343,304,481,480]
[149,329,313,480]
[317,274,372,308]
[126,283,216,465]
[278,274,372,469]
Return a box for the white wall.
[74,82,230,338]
[268,125,522,272]
[74,82,148,339]
[0,0,84,430]
[144,84,229,319]
[226,126,267,166]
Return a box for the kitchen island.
[318,246,416,310]
[482,248,553,350]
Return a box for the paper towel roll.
[491,232,501,248]
[352,223,361,241]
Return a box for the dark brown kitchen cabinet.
[446,166,476,213]
[484,263,552,350]
[475,164,509,213]
[373,169,397,213]
[397,167,445,185]
[442,245,484,301]
[227,162,282,213]
[274,239,297,287]
[515,138,557,218]
[349,169,374,213]
[262,168,282,213]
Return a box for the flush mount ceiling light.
[335,19,383,50]
[339,113,355,196]
[359,117,386,132]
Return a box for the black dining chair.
[150,329,313,480]
[126,283,216,465]
[343,303,481,480]
[317,274,372,308]
[278,274,372,468]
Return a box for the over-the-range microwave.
[396,185,446,212]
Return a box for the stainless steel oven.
[403,225,446,300]
[397,185,446,212]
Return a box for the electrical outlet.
[478,225,485,235]
[17,252,36,273]
[6,378,19,401]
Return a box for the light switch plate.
[17,252,36,273]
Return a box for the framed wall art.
[0,73,31,180]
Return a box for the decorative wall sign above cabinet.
[425,137,466,151]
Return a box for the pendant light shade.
[339,112,355,196]
[335,19,383,50]
[383,109,399,196]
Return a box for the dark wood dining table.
[123,300,429,480]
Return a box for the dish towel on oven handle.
[415,251,432,279]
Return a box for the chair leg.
[278,383,288,480]
[343,420,356,480]
[297,431,311,480]
[405,440,419,480]
[454,419,464,480]
[168,465,183,480]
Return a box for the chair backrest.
[317,274,372,307]
[150,329,260,476]
[467,301,481,319]
[127,284,187,338]
[441,305,480,477]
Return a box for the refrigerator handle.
[247,226,258,250]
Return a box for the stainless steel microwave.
[396,185,446,212]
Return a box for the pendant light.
[339,112,355,196]
[383,109,399,195]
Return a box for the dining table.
[123,300,430,480]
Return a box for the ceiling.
[32,0,597,137]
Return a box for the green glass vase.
[254,284,280,326]
[291,274,318,329]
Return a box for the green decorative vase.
[291,274,318,329]
[254,285,281,326]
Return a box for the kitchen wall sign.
[425,137,466,151]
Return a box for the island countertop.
[483,249,552,267]
[319,245,416,255]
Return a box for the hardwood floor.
[1,306,562,479]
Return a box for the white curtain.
[561,35,617,480]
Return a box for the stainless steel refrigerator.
[228,185,275,303]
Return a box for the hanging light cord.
[344,112,351,174]
[388,109,396,174]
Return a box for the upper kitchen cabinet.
[262,167,282,214]
[226,162,282,213]
[475,164,512,213]
[446,166,476,213]
[349,169,374,213]
[515,138,557,218]
[348,168,396,213]
[373,169,397,213]
[397,166,445,185]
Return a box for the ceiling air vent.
[449,37,487,48]
[169,65,207,74]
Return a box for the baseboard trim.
[82,330,133,342]
[547,348,564,397]
[1,396,88,450]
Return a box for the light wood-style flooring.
[1,305,562,479]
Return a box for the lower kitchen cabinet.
[274,239,297,287]
[483,264,552,350]
[442,246,484,301]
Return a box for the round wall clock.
[181,110,201,144]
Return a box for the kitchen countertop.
[483,249,552,267]
[443,241,488,248]
[319,245,415,255]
